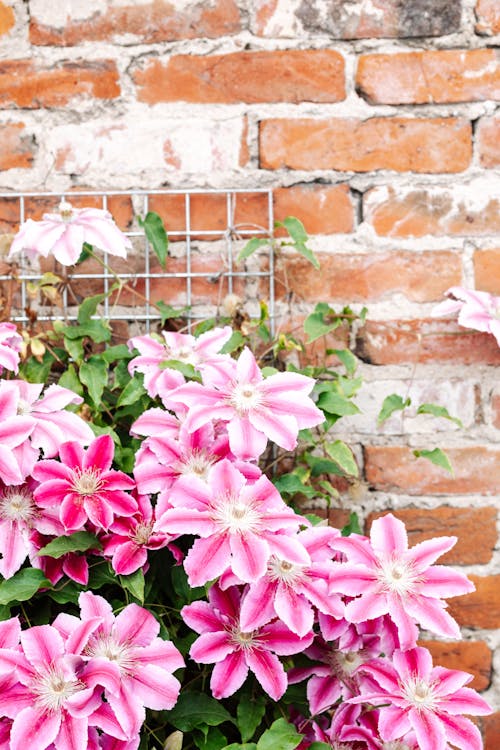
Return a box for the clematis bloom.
[432,286,500,346]
[0,323,22,374]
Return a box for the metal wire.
[0,189,275,333]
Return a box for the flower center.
[377,557,420,597]
[229,383,262,415]
[16,398,31,416]
[402,677,437,711]
[58,200,74,221]
[85,634,135,674]
[267,557,303,585]
[133,521,153,545]
[0,486,35,523]
[71,467,103,496]
[179,451,215,480]
[231,627,259,651]
[212,493,261,535]
[32,666,82,713]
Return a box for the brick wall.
[0,0,499,742]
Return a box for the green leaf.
[156,301,188,326]
[79,357,108,407]
[160,359,200,379]
[308,744,332,750]
[64,320,111,344]
[194,727,227,750]
[317,392,360,417]
[49,582,83,605]
[101,344,131,363]
[416,403,463,428]
[378,394,411,425]
[273,474,316,498]
[120,569,145,604]
[64,335,84,363]
[165,692,234,732]
[304,309,339,343]
[237,692,266,742]
[333,349,357,375]
[325,440,359,477]
[220,331,245,354]
[116,376,146,407]
[37,532,101,559]
[256,718,302,750]
[139,211,169,268]
[58,364,84,397]
[305,454,345,477]
[341,511,362,536]
[278,217,319,269]
[76,242,93,264]
[237,237,269,263]
[0,568,51,606]
[21,349,55,384]
[77,288,118,324]
[222,745,257,750]
[413,448,453,474]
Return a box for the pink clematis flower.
[432,286,500,346]
[0,322,22,374]
[0,480,40,578]
[128,327,232,400]
[0,621,101,750]
[71,592,184,739]
[8,200,131,266]
[182,584,313,701]
[170,346,324,459]
[329,514,474,649]
[156,458,309,586]
[33,434,137,532]
[353,646,491,750]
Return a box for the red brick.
[482,713,500,750]
[134,50,345,104]
[477,116,500,168]
[273,184,354,235]
[356,49,500,104]
[448,575,500,629]
[474,249,500,294]
[29,0,241,45]
[0,1,14,35]
[476,0,500,34]
[421,640,491,691]
[252,0,461,38]
[0,60,120,108]
[276,251,461,303]
[0,123,35,170]
[364,446,500,495]
[260,117,471,173]
[364,185,500,238]
[492,388,500,430]
[366,507,497,565]
[356,318,500,365]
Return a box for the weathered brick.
[356,49,500,104]
[0,60,120,108]
[448,575,500,629]
[134,50,345,104]
[252,0,461,38]
[366,507,497,565]
[476,0,500,35]
[0,1,14,36]
[474,249,500,294]
[364,184,500,238]
[356,318,500,365]
[47,118,246,177]
[0,123,35,170]
[421,641,491,691]
[364,446,500,495]
[477,116,500,168]
[277,251,461,303]
[260,117,471,173]
[482,713,500,750]
[492,388,500,430]
[29,0,241,45]
[273,184,354,235]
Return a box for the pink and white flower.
[156,458,308,586]
[170,347,324,459]
[8,200,131,266]
[33,434,137,532]
[329,514,474,649]
[182,584,313,701]
[0,480,39,578]
[128,327,232,400]
[353,646,491,750]
[432,286,500,346]
[0,323,22,374]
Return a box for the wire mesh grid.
[0,188,276,333]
